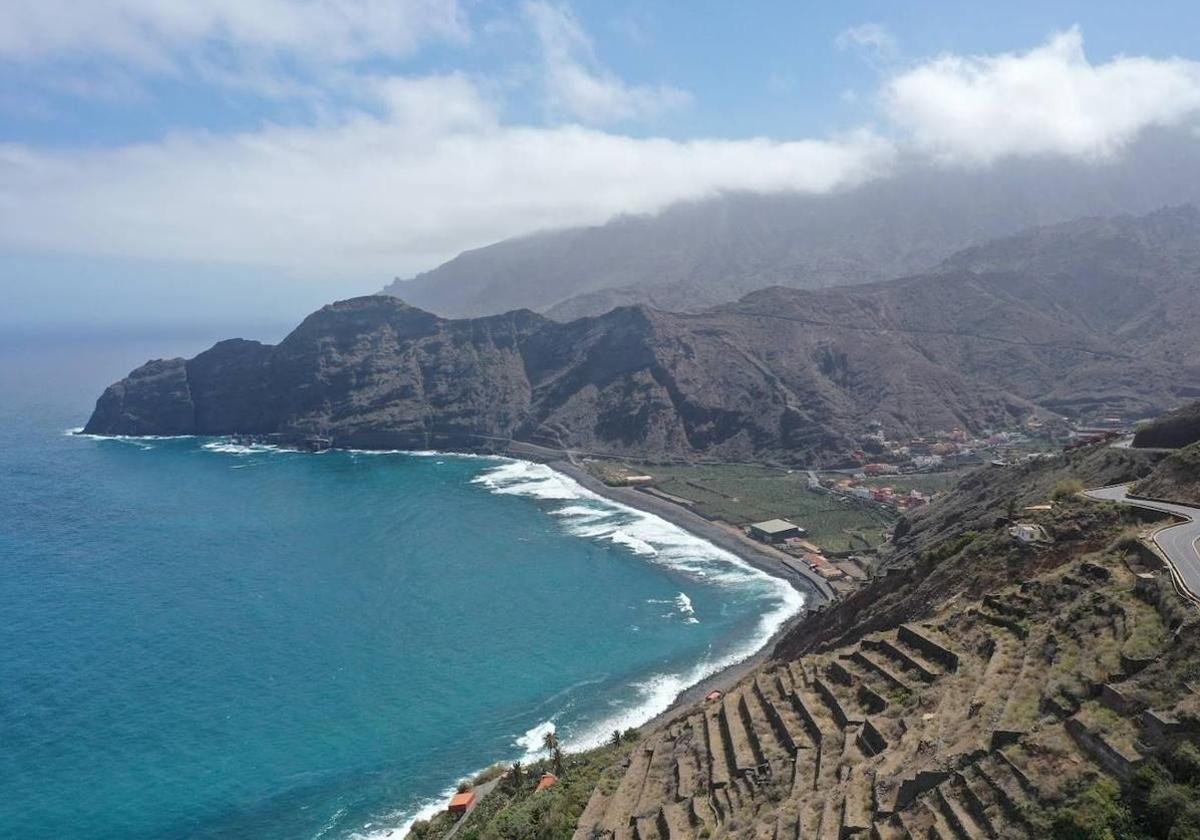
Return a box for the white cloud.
[836,23,897,63]
[0,80,894,277]
[0,0,468,70]
[523,1,689,123]
[885,26,1200,164]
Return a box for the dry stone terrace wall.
[572,552,1195,840]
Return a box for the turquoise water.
[0,332,803,839]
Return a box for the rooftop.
[749,518,799,534]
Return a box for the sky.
[5,0,1200,330]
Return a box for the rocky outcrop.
[85,247,1200,462]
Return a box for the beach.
[531,456,827,732]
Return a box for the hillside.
[412,446,1200,840]
[1134,401,1200,449]
[383,131,1200,320]
[1136,443,1200,506]
[84,209,1200,463]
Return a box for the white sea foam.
[515,719,558,762]
[469,457,807,754]
[68,428,196,442]
[675,592,699,623]
[200,440,284,456]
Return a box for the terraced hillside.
[573,538,1191,839]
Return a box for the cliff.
[86,207,1200,461]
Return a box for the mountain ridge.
[383,131,1200,320]
[84,207,1200,464]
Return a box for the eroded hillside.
[571,451,1199,839]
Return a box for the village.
[581,415,1128,599]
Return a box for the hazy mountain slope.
[383,130,1200,319]
[941,204,1200,366]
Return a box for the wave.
[67,428,196,441]
[470,458,806,750]
[200,440,286,456]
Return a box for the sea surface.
[0,329,804,839]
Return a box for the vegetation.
[1053,477,1086,499]
[627,463,896,551]
[407,734,640,840]
[1041,742,1200,840]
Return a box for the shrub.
[1053,478,1086,500]
[1045,777,1134,839]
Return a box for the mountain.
[383,130,1200,319]
[1133,401,1200,449]
[83,208,1200,463]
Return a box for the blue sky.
[5,0,1200,328]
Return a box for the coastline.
[531,456,826,732]
[75,432,823,836]
[542,456,835,605]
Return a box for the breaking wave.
[471,459,805,744]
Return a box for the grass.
[633,463,896,552]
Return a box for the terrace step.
[849,650,916,696]
[673,744,700,799]
[660,801,693,839]
[920,797,957,840]
[814,676,865,729]
[960,765,1012,838]
[633,814,660,840]
[865,635,942,683]
[934,784,986,840]
[600,746,655,834]
[975,754,1035,825]
[952,772,998,838]
[703,707,732,788]
[755,673,809,756]
[898,625,961,673]
[721,692,764,775]
[743,680,789,763]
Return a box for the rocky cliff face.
[85,208,1200,461]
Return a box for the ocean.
[0,329,803,839]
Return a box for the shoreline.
[75,431,825,835]
[532,456,827,732]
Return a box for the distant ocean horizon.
[0,329,803,839]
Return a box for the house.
[449,790,476,814]
[535,773,559,792]
[862,463,898,476]
[748,519,804,543]
[1009,523,1050,544]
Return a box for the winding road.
[1085,483,1200,599]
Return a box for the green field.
[850,469,970,495]
[643,464,896,552]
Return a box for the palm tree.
[542,729,559,758]
[611,729,622,748]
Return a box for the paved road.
[1085,484,1200,598]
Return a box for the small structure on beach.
[705,690,724,703]
[448,790,476,814]
[535,773,559,792]
[748,519,804,543]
